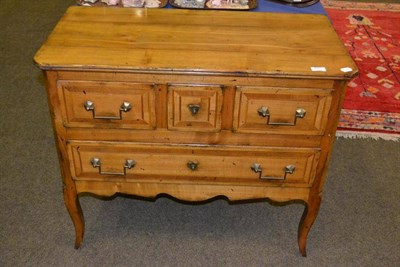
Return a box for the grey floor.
[1,0,399,266]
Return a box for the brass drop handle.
[90,157,136,176]
[84,100,132,120]
[257,106,306,126]
[187,104,200,115]
[187,160,199,171]
[251,163,296,181]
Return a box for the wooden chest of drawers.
[34,7,357,256]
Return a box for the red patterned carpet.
[325,7,400,140]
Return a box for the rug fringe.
[321,0,400,11]
[336,131,400,142]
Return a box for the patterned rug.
[324,4,400,141]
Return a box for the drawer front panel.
[233,86,332,135]
[68,143,320,186]
[58,81,156,129]
[167,84,223,132]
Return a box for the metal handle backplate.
[84,100,132,120]
[257,106,306,126]
[251,163,296,181]
[187,160,199,171]
[90,157,136,176]
[187,104,201,115]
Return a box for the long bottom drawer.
[68,142,320,186]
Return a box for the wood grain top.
[34,7,357,78]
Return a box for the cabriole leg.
[63,185,84,249]
[298,196,321,257]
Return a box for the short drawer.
[68,142,320,186]
[58,80,156,129]
[167,84,223,132]
[233,86,332,135]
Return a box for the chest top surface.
[34,7,357,78]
